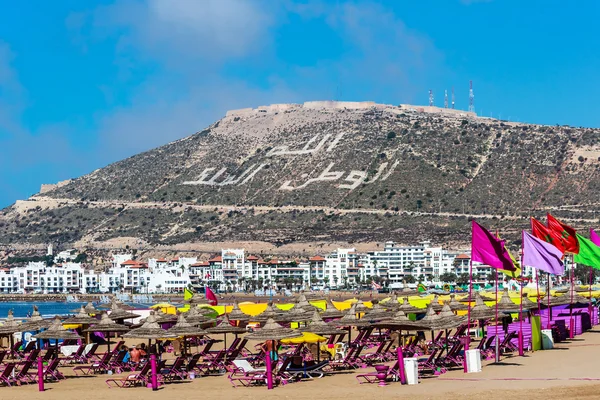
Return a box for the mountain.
[1,101,600,254]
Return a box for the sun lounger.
[43,357,66,381]
[286,359,330,379]
[228,358,274,387]
[161,356,188,381]
[106,362,152,388]
[0,363,16,386]
[73,351,112,376]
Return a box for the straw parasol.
[70,302,99,314]
[0,310,22,335]
[381,293,400,311]
[321,298,344,319]
[428,295,443,312]
[399,297,427,315]
[205,314,246,335]
[296,293,318,313]
[300,311,346,336]
[168,313,207,356]
[354,299,369,313]
[100,299,135,310]
[155,309,178,325]
[459,292,495,302]
[64,306,100,325]
[362,301,395,321]
[185,307,212,327]
[108,303,141,322]
[123,312,177,340]
[83,312,130,352]
[19,306,53,331]
[245,318,302,341]
[227,300,250,321]
[449,294,469,311]
[437,302,467,328]
[495,288,520,312]
[520,294,538,310]
[332,304,373,328]
[375,309,423,331]
[277,304,313,323]
[254,303,287,322]
[34,316,82,341]
[469,292,496,320]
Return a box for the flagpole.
[494,268,500,363]
[547,272,552,329]
[589,267,593,319]
[535,269,541,317]
[464,259,473,374]
[518,247,524,356]
[569,254,574,339]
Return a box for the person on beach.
[119,344,131,363]
[130,346,141,364]
[262,339,279,362]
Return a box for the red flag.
[205,286,218,306]
[547,213,579,254]
[531,217,566,255]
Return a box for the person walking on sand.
[262,339,279,362]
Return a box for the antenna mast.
[468,80,475,113]
[444,90,448,108]
[451,87,455,109]
[429,89,434,107]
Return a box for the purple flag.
[471,221,516,271]
[591,228,600,247]
[522,231,565,275]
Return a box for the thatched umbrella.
[64,306,99,325]
[245,318,302,341]
[381,293,400,311]
[34,317,82,343]
[108,304,141,323]
[460,293,495,302]
[428,295,443,312]
[354,299,369,314]
[254,303,287,322]
[449,294,469,311]
[0,310,22,356]
[520,294,538,310]
[70,302,99,314]
[362,301,394,321]
[399,297,427,315]
[19,306,53,332]
[185,307,213,328]
[168,313,207,356]
[99,299,135,310]
[301,311,346,336]
[469,292,496,320]
[205,314,246,359]
[321,298,344,319]
[277,304,313,323]
[155,309,178,325]
[124,312,177,353]
[84,312,130,352]
[227,300,250,321]
[496,288,520,312]
[296,293,318,313]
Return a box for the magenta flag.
[522,231,565,275]
[591,228,600,247]
[471,220,516,271]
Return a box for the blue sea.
[0,301,152,318]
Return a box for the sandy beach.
[3,326,600,400]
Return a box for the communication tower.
[469,80,475,113]
[429,90,434,107]
[444,90,448,108]
[451,87,455,109]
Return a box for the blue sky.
[1,0,599,208]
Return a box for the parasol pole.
[397,345,406,385]
[266,351,274,390]
[518,245,524,356]
[464,259,473,373]
[494,268,499,363]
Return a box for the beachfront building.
[322,248,360,289]
[0,267,18,293]
[360,241,458,285]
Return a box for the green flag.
[574,234,600,269]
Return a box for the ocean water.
[0,301,153,318]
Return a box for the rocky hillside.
[1,101,600,253]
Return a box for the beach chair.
[42,347,57,362]
[82,343,100,363]
[199,349,227,375]
[0,363,16,386]
[285,359,330,379]
[0,351,6,365]
[18,348,40,366]
[439,341,463,369]
[228,358,273,387]
[17,341,36,359]
[328,343,365,370]
[60,344,86,365]
[12,360,38,385]
[499,331,519,353]
[480,335,497,359]
[73,351,112,376]
[361,339,392,365]
[111,340,125,354]
[184,353,202,374]
[417,347,441,374]
[161,356,188,381]
[43,357,66,381]
[106,361,152,388]
[356,360,401,384]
